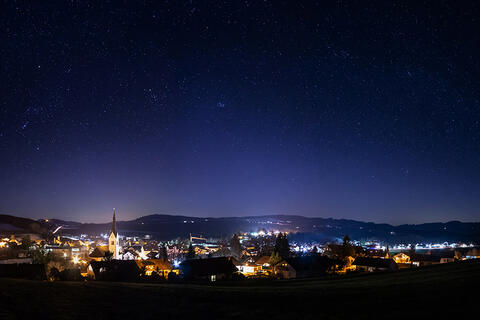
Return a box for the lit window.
[210,274,216,282]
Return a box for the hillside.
[51,213,480,243]
[0,214,48,235]
[2,212,479,243]
[0,260,479,319]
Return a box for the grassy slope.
[0,261,479,320]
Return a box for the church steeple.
[110,208,117,236]
[108,208,119,259]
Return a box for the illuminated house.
[236,256,279,277]
[254,256,273,275]
[236,261,258,276]
[353,257,398,272]
[466,248,480,259]
[410,251,457,266]
[108,209,119,259]
[122,250,139,260]
[89,246,108,261]
[135,259,178,278]
[392,252,411,264]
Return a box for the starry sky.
[1,1,480,224]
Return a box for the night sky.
[1,1,479,224]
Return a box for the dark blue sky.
[1,1,479,224]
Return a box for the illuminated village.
[1,210,478,282]
[3,1,480,318]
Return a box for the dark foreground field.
[1,261,479,320]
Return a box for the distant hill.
[0,214,49,235]
[44,214,480,243]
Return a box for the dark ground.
[0,260,479,320]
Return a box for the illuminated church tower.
[108,208,119,259]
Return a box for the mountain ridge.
[3,213,480,244]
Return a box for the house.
[236,256,274,276]
[44,245,74,259]
[353,257,398,272]
[147,251,159,259]
[410,251,457,266]
[89,260,141,281]
[255,255,271,266]
[143,242,159,252]
[273,260,296,279]
[253,256,273,275]
[89,246,108,261]
[410,254,441,266]
[392,252,411,264]
[124,245,148,260]
[0,247,30,261]
[271,255,339,279]
[278,255,338,278]
[122,250,139,260]
[135,259,177,278]
[364,248,387,258]
[180,257,238,281]
[440,256,455,264]
[236,261,259,276]
[466,248,480,259]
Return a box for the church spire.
[108,208,119,260]
[110,208,117,236]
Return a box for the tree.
[186,243,195,259]
[324,243,342,259]
[168,271,178,282]
[30,247,54,264]
[409,243,416,257]
[49,267,60,281]
[270,251,282,266]
[311,246,318,254]
[212,246,232,258]
[103,251,113,261]
[140,265,147,277]
[255,235,276,257]
[342,235,354,257]
[20,235,33,250]
[324,235,358,272]
[230,233,242,259]
[274,233,290,258]
[159,245,168,260]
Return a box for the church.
[108,208,119,259]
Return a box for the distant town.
[1,210,478,282]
